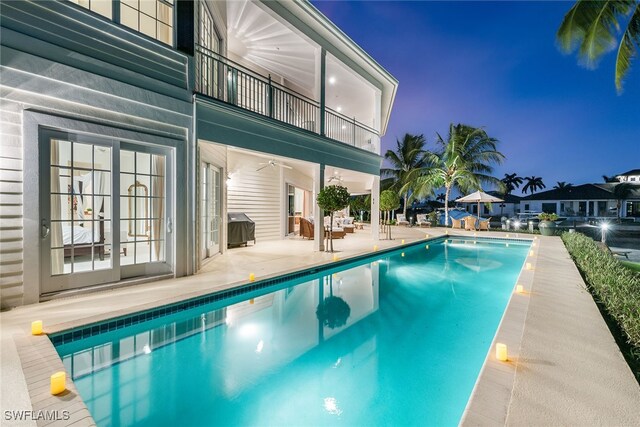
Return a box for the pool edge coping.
[460,236,539,425]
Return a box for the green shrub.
[562,232,640,347]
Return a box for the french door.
[200,162,221,260]
[40,130,173,294]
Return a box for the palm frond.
[615,4,640,91]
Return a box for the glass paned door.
[120,144,173,279]
[40,131,173,295]
[41,134,117,293]
[200,163,221,260]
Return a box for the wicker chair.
[451,217,463,229]
[478,217,491,231]
[464,216,477,231]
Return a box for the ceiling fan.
[327,175,343,183]
[256,159,293,172]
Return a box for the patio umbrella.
[455,190,503,219]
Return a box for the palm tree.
[612,182,634,221]
[501,173,524,195]
[382,133,429,217]
[553,181,573,189]
[499,173,523,216]
[602,174,619,183]
[406,124,505,228]
[557,1,640,92]
[522,176,546,194]
[436,193,446,202]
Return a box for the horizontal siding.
[0,1,188,94]
[0,99,23,309]
[227,151,282,242]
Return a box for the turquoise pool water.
[54,237,530,426]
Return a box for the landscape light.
[31,320,43,335]
[601,222,609,243]
[514,221,521,229]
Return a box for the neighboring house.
[459,191,521,218]
[520,183,640,218]
[616,169,640,183]
[0,0,397,308]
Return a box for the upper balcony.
[193,0,395,154]
[195,45,379,152]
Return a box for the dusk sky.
[313,0,640,195]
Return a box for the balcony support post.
[352,117,357,147]
[314,163,325,251]
[268,74,274,118]
[319,48,326,137]
[371,175,380,242]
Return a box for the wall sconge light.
[495,343,508,361]
[526,262,532,270]
[249,273,256,282]
[50,372,66,395]
[31,320,43,336]
[226,174,232,186]
[516,284,524,293]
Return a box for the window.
[68,0,174,45]
[541,203,557,214]
[121,0,174,45]
[68,0,112,19]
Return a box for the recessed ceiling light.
[336,106,342,112]
[328,76,336,85]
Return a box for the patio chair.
[300,218,315,240]
[464,216,477,231]
[478,217,491,231]
[451,217,463,229]
[396,214,410,227]
[341,217,356,233]
[416,214,431,228]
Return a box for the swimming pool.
[53,237,531,426]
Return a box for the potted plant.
[380,190,400,240]
[538,212,559,236]
[317,185,351,252]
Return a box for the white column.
[313,164,325,251]
[371,175,380,241]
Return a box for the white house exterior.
[616,169,640,183]
[520,183,640,219]
[0,0,397,309]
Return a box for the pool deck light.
[516,284,524,293]
[526,262,533,270]
[31,320,43,335]
[249,273,256,282]
[50,372,66,395]
[496,343,508,361]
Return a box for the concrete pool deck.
[1,227,639,426]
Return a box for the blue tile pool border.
[49,234,533,346]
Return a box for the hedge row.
[561,232,640,347]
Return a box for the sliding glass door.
[40,130,173,294]
[200,162,221,260]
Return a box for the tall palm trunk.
[403,193,408,217]
[444,185,451,228]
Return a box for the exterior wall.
[522,200,618,217]
[0,1,192,308]
[227,151,283,242]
